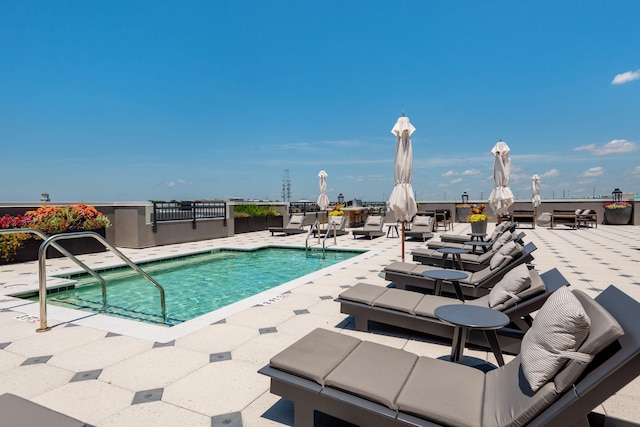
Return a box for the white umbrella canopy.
[488,140,514,216]
[532,174,541,208]
[388,115,417,261]
[316,170,330,211]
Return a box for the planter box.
[234,216,283,234]
[470,220,487,234]
[1,229,107,265]
[604,208,632,225]
[456,208,472,223]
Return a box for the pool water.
[29,247,362,326]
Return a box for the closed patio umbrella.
[532,174,541,226]
[388,115,417,261]
[317,170,330,243]
[488,139,514,217]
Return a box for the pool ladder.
[0,229,166,331]
[304,220,340,258]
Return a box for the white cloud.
[166,181,176,188]
[582,167,604,177]
[632,166,640,174]
[612,69,640,85]
[461,169,480,176]
[442,170,457,177]
[541,169,560,178]
[574,139,638,156]
[450,178,462,184]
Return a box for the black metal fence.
[152,201,227,232]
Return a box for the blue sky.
[1,1,639,203]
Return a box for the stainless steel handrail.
[304,220,319,255]
[0,228,108,311]
[35,231,167,331]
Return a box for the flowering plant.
[602,201,631,210]
[328,203,345,216]
[0,203,111,261]
[468,204,488,222]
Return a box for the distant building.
[40,192,50,202]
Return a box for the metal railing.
[152,200,227,232]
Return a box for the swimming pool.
[23,246,363,327]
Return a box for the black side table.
[434,304,510,366]
[421,269,468,301]
[436,247,469,270]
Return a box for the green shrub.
[234,204,280,218]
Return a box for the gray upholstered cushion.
[488,264,532,308]
[288,215,303,225]
[491,231,514,252]
[520,287,591,392]
[339,283,388,305]
[270,328,361,386]
[483,354,559,427]
[397,356,484,427]
[373,288,424,314]
[413,216,432,227]
[366,216,382,226]
[384,261,418,274]
[489,252,512,270]
[324,341,418,410]
[553,290,624,393]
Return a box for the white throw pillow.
[367,216,381,226]
[489,252,512,270]
[413,216,432,227]
[488,264,531,308]
[520,287,591,392]
[289,215,303,224]
[491,231,513,252]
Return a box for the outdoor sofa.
[352,215,385,239]
[259,285,640,426]
[384,242,537,298]
[551,209,598,229]
[269,214,307,236]
[337,266,568,355]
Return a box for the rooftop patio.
[1,222,639,426]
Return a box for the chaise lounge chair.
[352,215,385,239]
[259,285,640,426]
[336,266,567,355]
[404,215,434,242]
[412,232,526,272]
[384,242,537,298]
[269,214,307,236]
[428,221,516,248]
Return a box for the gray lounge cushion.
[488,264,532,308]
[288,215,304,225]
[270,328,361,386]
[397,356,485,427]
[489,252,512,270]
[373,288,423,313]
[366,216,382,226]
[491,231,514,252]
[520,287,591,392]
[324,340,418,410]
[413,216,432,227]
[339,282,388,305]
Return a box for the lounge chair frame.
[269,214,307,236]
[352,215,386,239]
[259,285,640,427]
[336,268,568,356]
[386,242,537,298]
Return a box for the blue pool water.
[29,247,362,326]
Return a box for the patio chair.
[351,215,385,239]
[269,214,307,236]
[384,242,537,298]
[313,215,347,237]
[412,232,526,272]
[404,215,434,242]
[336,266,567,355]
[259,285,639,427]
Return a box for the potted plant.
[468,204,488,234]
[328,204,345,216]
[602,201,632,225]
[455,204,472,223]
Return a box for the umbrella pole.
[318,211,322,244]
[401,220,406,262]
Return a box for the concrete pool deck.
[1,223,639,426]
